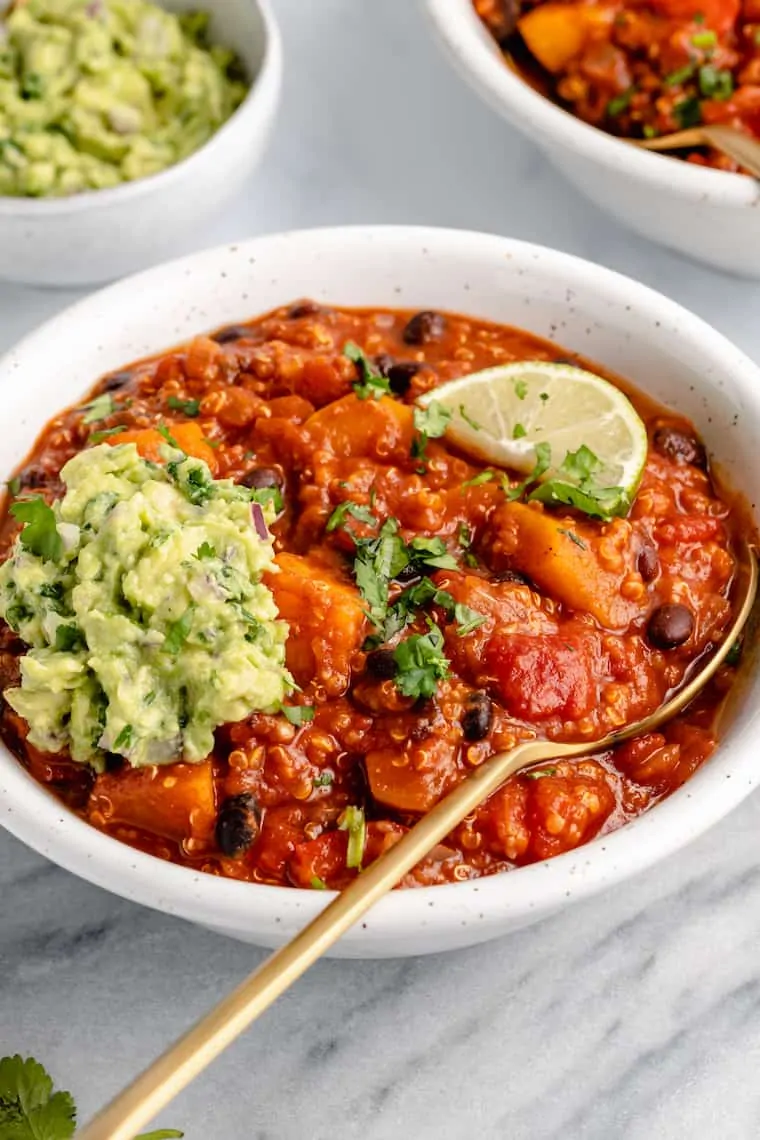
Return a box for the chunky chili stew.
[0,302,744,889]
[475,0,760,171]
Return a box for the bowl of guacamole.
[0,0,248,197]
[0,0,281,284]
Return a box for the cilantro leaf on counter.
[0,1054,184,1140]
[344,342,391,401]
[10,497,62,562]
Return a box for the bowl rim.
[426,0,760,207]
[2,223,760,945]
[0,0,281,217]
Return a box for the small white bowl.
[427,0,760,279]
[0,0,281,288]
[1,225,760,957]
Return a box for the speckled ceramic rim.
[0,0,281,217]
[426,0,759,207]
[2,225,760,955]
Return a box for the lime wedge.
[417,361,648,495]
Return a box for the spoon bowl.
[634,125,760,179]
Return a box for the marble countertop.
[2,1,760,1137]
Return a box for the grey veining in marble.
[2,1,760,1137]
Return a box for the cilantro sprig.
[167,396,201,417]
[80,393,116,424]
[501,442,631,521]
[393,624,451,700]
[10,498,63,562]
[344,342,391,401]
[0,1054,183,1140]
[411,401,452,471]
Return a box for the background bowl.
[0,0,281,288]
[426,0,760,279]
[1,225,759,957]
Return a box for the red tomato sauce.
[0,301,748,889]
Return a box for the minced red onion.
[251,502,268,540]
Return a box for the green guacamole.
[0,0,248,197]
[0,444,290,769]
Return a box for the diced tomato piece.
[486,632,598,720]
[288,830,351,889]
[649,0,738,34]
[526,762,616,859]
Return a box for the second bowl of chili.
[427,0,760,278]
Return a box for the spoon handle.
[78,735,578,1140]
[702,125,760,179]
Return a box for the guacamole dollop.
[0,443,290,769]
[0,0,248,197]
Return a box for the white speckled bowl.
[427,0,760,279]
[0,0,281,287]
[1,226,759,957]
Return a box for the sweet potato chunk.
[518,3,615,72]
[88,759,215,844]
[365,739,462,814]
[267,553,366,697]
[485,501,645,629]
[110,422,219,474]
[305,394,414,464]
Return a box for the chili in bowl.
[427,0,760,277]
[1,226,759,957]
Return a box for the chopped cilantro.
[53,623,83,652]
[607,89,634,116]
[411,401,452,470]
[344,342,391,400]
[89,425,127,444]
[692,29,716,48]
[339,805,366,869]
[281,705,315,726]
[643,124,658,139]
[524,767,559,780]
[326,501,377,533]
[504,442,552,502]
[313,771,334,787]
[457,522,472,549]
[459,404,482,431]
[664,64,696,87]
[163,606,195,655]
[726,637,743,667]
[6,476,21,497]
[167,395,201,417]
[157,424,182,450]
[514,378,528,400]
[513,423,527,439]
[408,535,458,570]
[194,541,217,560]
[539,392,549,402]
[10,497,63,562]
[462,469,496,489]
[311,876,328,890]
[674,95,702,129]
[453,602,486,636]
[699,65,733,100]
[113,724,134,751]
[81,393,116,424]
[393,624,450,700]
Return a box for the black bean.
[366,648,398,680]
[374,353,395,377]
[387,361,422,396]
[212,324,253,344]
[637,543,659,583]
[402,311,446,346]
[100,370,133,392]
[647,603,694,650]
[216,793,261,858]
[653,427,707,470]
[462,692,493,741]
[19,466,47,490]
[240,466,284,492]
[288,300,322,319]
[394,563,421,584]
[482,0,522,44]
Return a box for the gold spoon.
[633,124,760,178]
[79,542,758,1140]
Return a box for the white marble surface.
[2,1,760,1136]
